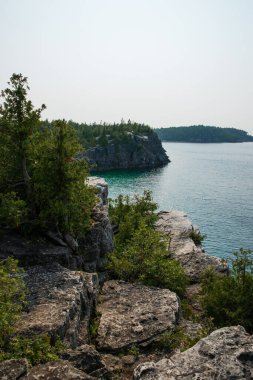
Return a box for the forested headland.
[155,125,253,143]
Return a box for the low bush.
[107,192,188,297]
[201,248,253,333]
[158,326,208,352]
[189,227,206,245]
[0,257,64,365]
[0,334,64,366]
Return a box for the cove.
[93,142,253,260]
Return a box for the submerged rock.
[156,211,228,282]
[134,325,253,379]
[16,264,99,348]
[96,280,180,351]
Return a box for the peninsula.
[155,125,253,143]
[71,121,170,171]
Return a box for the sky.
[1,0,253,134]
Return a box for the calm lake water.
[95,142,253,260]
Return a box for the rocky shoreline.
[83,132,170,171]
[0,179,252,380]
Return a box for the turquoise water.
[94,142,253,260]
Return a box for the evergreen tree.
[0,74,45,204]
[30,120,96,235]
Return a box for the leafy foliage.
[0,258,26,348]
[0,74,45,203]
[189,227,206,245]
[0,74,95,236]
[155,125,253,143]
[68,119,153,148]
[201,248,253,333]
[158,326,208,352]
[30,120,96,235]
[89,311,101,340]
[0,192,28,228]
[0,334,65,366]
[0,257,65,365]
[107,192,188,297]
[127,345,140,358]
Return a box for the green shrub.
[0,75,95,237]
[30,120,96,236]
[108,192,188,297]
[0,257,65,365]
[189,227,206,245]
[158,326,208,352]
[0,334,65,365]
[127,345,140,358]
[0,192,28,229]
[0,258,26,348]
[89,312,101,340]
[201,248,253,333]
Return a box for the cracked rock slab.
[96,280,179,351]
[16,264,99,348]
[134,325,253,380]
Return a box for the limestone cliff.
[1,179,252,380]
[83,132,169,171]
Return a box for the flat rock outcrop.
[96,280,180,351]
[84,132,169,171]
[156,211,228,281]
[17,264,99,348]
[134,325,253,380]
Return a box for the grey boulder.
[134,325,253,380]
[155,211,228,282]
[96,280,179,351]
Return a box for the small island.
[155,125,253,143]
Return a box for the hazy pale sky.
[1,0,253,134]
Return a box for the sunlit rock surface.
[134,326,253,380]
[156,211,228,281]
[97,280,180,351]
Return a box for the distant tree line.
[67,120,152,148]
[155,125,253,143]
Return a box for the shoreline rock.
[155,211,228,282]
[84,132,170,171]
